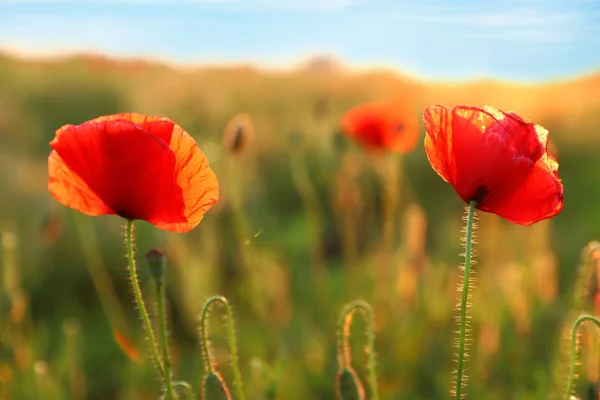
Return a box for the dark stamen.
[472,186,488,204]
[116,210,134,220]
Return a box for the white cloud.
[381,5,594,45]
[389,8,581,28]
[463,29,572,44]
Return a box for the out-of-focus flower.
[340,100,419,153]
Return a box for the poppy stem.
[377,153,402,305]
[199,296,246,400]
[564,315,600,400]
[124,220,165,379]
[290,151,326,282]
[455,200,477,400]
[155,280,176,400]
[380,154,401,258]
[336,300,379,400]
[172,381,193,400]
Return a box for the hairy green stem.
[173,381,193,400]
[199,295,246,400]
[124,220,164,377]
[565,315,600,399]
[156,281,176,399]
[455,201,477,400]
[337,299,379,400]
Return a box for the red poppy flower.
[423,105,563,226]
[340,100,419,153]
[48,113,219,233]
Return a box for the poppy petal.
[450,106,544,204]
[82,112,176,145]
[86,112,170,126]
[423,105,457,185]
[49,120,187,224]
[341,104,385,149]
[424,104,563,225]
[384,102,419,153]
[89,112,178,150]
[342,101,419,153]
[152,123,219,232]
[478,153,564,225]
[48,150,113,216]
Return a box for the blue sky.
[0,0,599,82]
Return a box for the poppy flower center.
[115,209,135,220]
[396,123,404,132]
[471,186,488,205]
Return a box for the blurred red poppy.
[340,100,419,153]
[423,105,563,226]
[48,113,219,232]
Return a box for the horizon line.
[1,47,599,87]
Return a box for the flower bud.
[203,371,232,400]
[336,367,365,400]
[223,114,254,156]
[144,248,166,283]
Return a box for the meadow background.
[1,51,600,400]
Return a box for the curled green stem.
[173,381,193,400]
[124,220,164,377]
[199,295,246,400]
[552,242,600,396]
[156,281,176,399]
[565,315,600,399]
[337,299,379,400]
[455,201,477,400]
[574,242,600,310]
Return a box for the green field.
[1,53,600,400]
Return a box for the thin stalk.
[341,207,359,270]
[375,154,402,306]
[199,296,246,400]
[379,154,401,259]
[336,150,360,271]
[551,242,600,397]
[337,300,379,400]
[225,303,244,400]
[156,281,176,399]
[565,315,600,400]
[173,381,193,400]
[124,220,164,377]
[455,201,477,400]
[290,152,326,275]
[226,158,253,261]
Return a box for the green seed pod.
[203,372,232,400]
[144,248,166,283]
[223,114,254,156]
[336,367,365,400]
